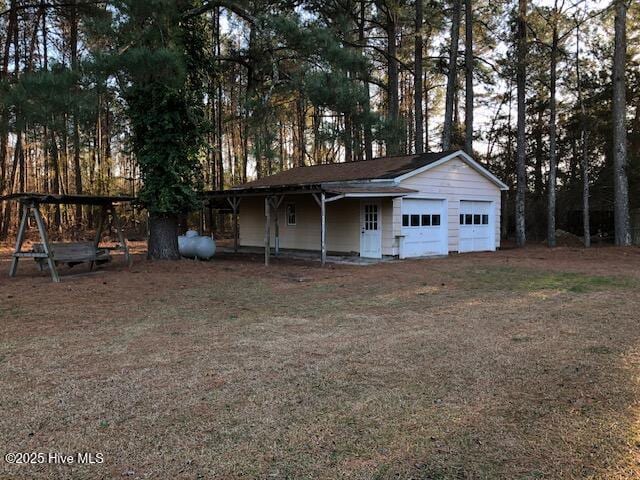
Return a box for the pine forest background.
[0,0,639,243]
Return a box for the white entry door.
[459,201,494,252]
[401,199,447,257]
[360,202,382,258]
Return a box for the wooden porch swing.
[2,193,137,282]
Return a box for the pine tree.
[109,0,207,259]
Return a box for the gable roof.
[236,150,508,190]
[237,151,455,188]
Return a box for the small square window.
[465,214,473,224]
[432,214,441,226]
[421,214,431,226]
[402,214,409,227]
[460,214,465,225]
[410,215,420,227]
[482,214,489,225]
[474,214,481,225]
[286,204,296,225]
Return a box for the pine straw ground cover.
[1,246,640,479]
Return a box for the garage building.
[207,150,508,263]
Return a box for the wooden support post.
[111,204,132,267]
[264,197,271,266]
[233,197,240,252]
[32,204,60,283]
[93,206,106,249]
[227,196,241,253]
[274,201,280,256]
[270,195,284,256]
[208,203,213,236]
[320,192,327,266]
[9,202,30,277]
[90,206,107,271]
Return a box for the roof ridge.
[251,150,456,173]
[290,154,416,170]
[238,150,465,189]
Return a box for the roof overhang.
[203,184,323,198]
[323,185,417,198]
[203,183,416,201]
[392,150,509,190]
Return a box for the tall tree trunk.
[464,0,473,154]
[515,0,527,247]
[363,83,374,161]
[19,125,25,196]
[547,15,558,247]
[278,120,284,171]
[359,0,373,161]
[242,118,248,183]
[577,26,590,247]
[50,131,62,233]
[0,1,16,233]
[443,0,461,150]
[0,133,21,240]
[612,0,631,246]
[42,0,49,197]
[414,0,424,154]
[534,109,543,196]
[503,82,514,240]
[70,0,83,227]
[215,6,224,189]
[296,96,305,166]
[2,3,21,239]
[386,11,400,155]
[344,112,352,162]
[424,72,430,150]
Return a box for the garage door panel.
[459,201,493,252]
[401,199,447,257]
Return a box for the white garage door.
[459,201,494,252]
[401,199,447,257]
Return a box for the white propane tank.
[192,236,216,259]
[178,235,197,258]
[177,232,216,259]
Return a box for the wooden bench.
[32,242,111,269]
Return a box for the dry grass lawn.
[1,245,640,479]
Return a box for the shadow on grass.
[453,266,637,294]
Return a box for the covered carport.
[203,184,416,266]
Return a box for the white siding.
[398,156,502,252]
[237,155,502,257]
[381,199,394,256]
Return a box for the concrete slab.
[216,246,396,265]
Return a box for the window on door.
[364,204,378,230]
[286,203,296,225]
[403,213,441,227]
[460,211,489,225]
